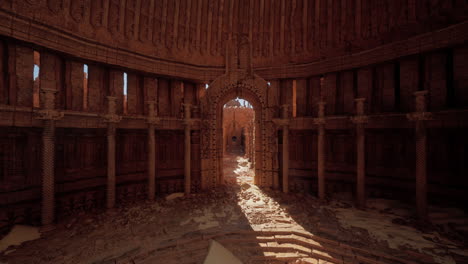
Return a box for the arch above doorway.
[199,37,278,190]
[200,74,277,189]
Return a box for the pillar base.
[39,224,56,233]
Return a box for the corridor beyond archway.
[222,98,255,185]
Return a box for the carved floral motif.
[70,0,86,23]
[47,0,63,13]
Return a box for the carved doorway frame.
[200,74,276,190]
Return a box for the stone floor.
[0,154,467,264]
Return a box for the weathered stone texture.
[295,79,307,117]
[425,52,447,111]
[127,73,144,115]
[158,78,170,117]
[109,70,124,114]
[40,53,63,109]
[400,58,419,113]
[87,65,107,113]
[65,61,84,111]
[324,73,337,115]
[11,45,33,107]
[307,77,321,117]
[454,46,468,107]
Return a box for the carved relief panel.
[109,0,122,34]
[90,0,105,28]
[70,0,86,23]
[199,38,274,189]
[47,0,64,13]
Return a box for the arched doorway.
[198,36,278,190]
[199,77,277,190]
[222,97,255,184]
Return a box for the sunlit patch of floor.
[1,154,467,263]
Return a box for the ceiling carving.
[0,0,467,69]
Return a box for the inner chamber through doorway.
[222,98,255,184]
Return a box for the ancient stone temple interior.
[0,1,468,263]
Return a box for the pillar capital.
[354,98,366,115]
[35,87,63,120]
[182,103,192,120]
[102,114,122,123]
[146,101,160,125]
[272,118,289,127]
[407,112,432,121]
[146,100,156,110]
[35,109,64,120]
[317,101,326,118]
[40,88,58,110]
[40,88,59,94]
[106,96,118,114]
[414,90,428,112]
[313,117,326,125]
[183,119,195,126]
[351,115,369,124]
[280,104,289,119]
[102,96,121,123]
[351,98,368,124]
[407,90,432,121]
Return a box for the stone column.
[280,105,290,193]
[104,96,121,209]
[147,101,159,201]
[36,88,63,230]
[351,98,368,208]
[183,103,192,195]
[270,105,289,193]
[407,91,431,220]
[314,102,326,200]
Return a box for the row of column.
[39,94,193,228]
[280,91,430,220]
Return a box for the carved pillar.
[36,88,63,230]
[147,101,159,201]
[282,106,289,193]
[314,102,326,199]
[407,91,431,220]
[274,105,290,193]
[104,96,121,209]
[183,103,192,194]
[351,98,368,208]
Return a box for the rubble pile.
[0,155,466,263]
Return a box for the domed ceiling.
[0,0,467,68]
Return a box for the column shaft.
[415,120,427,219]
[42,119,55,226]
[107,124,116,209]
[356,124,366,207]
[148,124,156,200]
[318,124,325,199]
[184,125,191,194]
[282,125,289,193]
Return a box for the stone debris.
[203,240,243,264]
[165,192,185,201]
[0,225,40,252]
[0,155,467,264]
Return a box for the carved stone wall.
[0,5,468,230]
[1,0,467,77]
[222,104,254,155]
[200,73,274,188]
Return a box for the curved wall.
[1,0,468,81]
[1,1,468,231]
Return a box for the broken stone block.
[0,225,41,252]
[203,240,243,264]
[165,192,185,201]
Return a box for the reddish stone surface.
[0,3,467,258]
